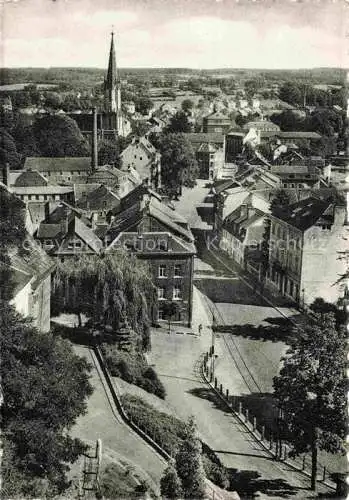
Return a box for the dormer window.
[157,240,168,251]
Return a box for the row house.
[106,189,196,326]
[196,142,224,180]
[267,196,347,305]
[270,165,326,190]
[220,204,266,273]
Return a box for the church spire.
[105,30,118,89]
[104,29,121,116]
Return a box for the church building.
[71,32,131,139]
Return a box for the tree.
[135,96,153,116]
[175,417,206,498]
[0,128,21,168]
[162,301,179,334]
[158,133,198,197]
[52,252,156,351]
[270,110,306,132]
[270,189,290,214]
[1,302,93,496]
[33,114,89,157]
[279,82,304,107]
[165,111,192,134]
[160,460,183,499]
[181,99,194,113]
[44,91,63,110]
[11,116,39,158]
[98,139,121,167]
[273,313,347,491]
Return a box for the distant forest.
[0,66,346,91]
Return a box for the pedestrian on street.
[198,324,203,336]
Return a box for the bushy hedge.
[102,345,166,399]
[121,394,229,489]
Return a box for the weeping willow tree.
[52,251,157,351]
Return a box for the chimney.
[91,107,98,172]
[2,163,9,187]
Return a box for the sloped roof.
[37,223,64,239]
[24,157,91,172]
[74,183,101,201]
[13,185,74,195]
[148,199,193,242]
[108,231,196,255]
[278,131,321,139]
[197,143,218,153]
[186,133,224,146]
[74,217,103,253]
[243,121,280,131]
[271,165,320,176]
[273,196,333,231]
[9,236,54,291]
[76,185,120,211]
[14,170,49,187]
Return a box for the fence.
[202,351,336,490]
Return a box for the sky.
[1,0,348,69]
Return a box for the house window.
[158,307,165,321]
[157,240,168,251]
[158,264,167,277]
[67,241,74,249]
[157,287,165,300]
[174,264,182,277]
[173,287,182,300]
[45,239,53,246]
[75,240,82,249]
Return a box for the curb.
[200,356,336,492]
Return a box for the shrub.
[121,394,229,492]
[102,345,166,399]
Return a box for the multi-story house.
[196,142,224,180]
[106,190,196,326]
[202,111,233,134]
[23,157,92,185]
[267,196,347,305]
[220,204,266,273]
[35,203,103,261]
[120,136,161,189]
[270,165,326,189]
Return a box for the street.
[148,286,332,499]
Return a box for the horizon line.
[0,65,347,72]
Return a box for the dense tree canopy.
[273,313,347,490]
[98,139,121,168]
[134,96,153,115]
[165,111,192,133]
[52,251,156,351]
[1,303,93,497]
[33,114,89,157]
[158,133,198,197]
[181,99,194,112]
[175,417,206,498]
[0,128,21,168]
[11,115,40,158]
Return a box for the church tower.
[103,31,122,134]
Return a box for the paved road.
[71,345,166,493]
[148,287,331,499]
